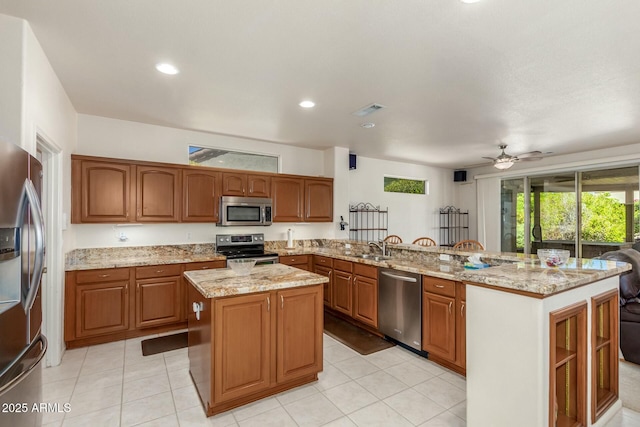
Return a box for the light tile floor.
[40,331,640,427]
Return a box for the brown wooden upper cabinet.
[304,179,333,222]
[136,166,181,222]
[72,159,134,223]
[271,177,305,222]
[222,172,271,198]
[182,169,222,222]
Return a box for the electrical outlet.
[344,243,351,249]
[118,232,128,241]
[439,253,451,262]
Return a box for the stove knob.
[259,237,263,240]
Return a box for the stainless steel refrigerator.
[0,140,47,426]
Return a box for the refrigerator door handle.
[17,178,46,314]
[0,334,47,395]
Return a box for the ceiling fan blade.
[515,151,543,159]
[482,156,497,161]
[517,156,543,162]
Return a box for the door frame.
[36,132,64,367]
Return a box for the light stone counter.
[184,263,329,299]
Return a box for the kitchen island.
[184,263,328,417]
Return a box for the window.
[188,146,279,173]
[383,177,427,194]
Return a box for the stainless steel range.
[216,233,279,266]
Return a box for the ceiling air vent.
[351,103,386,117]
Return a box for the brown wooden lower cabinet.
[65,260,224,347]
[189,283,323,416]
[353,264,378,328]
[332,269,353,316]
[422,277,466,375]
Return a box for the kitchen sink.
[354,254,392,261]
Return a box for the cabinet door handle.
[354,277,358,285]
[434,284,445,289]
[98,274,110,278]
[136,283,140,293]
[267,296,270,312]
[281,295,284,309]
[125,284,129,294]
[448,301,452,314]
[328,270,332,280]
[461,302,465,317]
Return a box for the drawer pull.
[434,284,445,288]
[98,274,110,278]
[200,266,209,270]
[156,269,164,273]
[461,302,465,317]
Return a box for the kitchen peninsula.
[183,263,328,416]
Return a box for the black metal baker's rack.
[349,202,388,242]
[439,206,469,248]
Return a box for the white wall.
[72,115,336,248]
[0,15,25,147]
[348,156,455,244]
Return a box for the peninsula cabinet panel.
[214,293,271,403]
[136,166,181,222]
[304,179,333,222]
[271,177,304,222]
[135,276,181,329]
[73,160,134,223]
[276,286,323,382]
[75,281,129,338]
[422,292,456,361]
[221,173,247,197]
[187,283,212,411]
[182,169,221,222]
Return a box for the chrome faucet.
[368,240,387,256]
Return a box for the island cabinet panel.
[214,293,272,403]
[73,160,134,223]
[304,179,333,222]
[276,286,323,382]
[182,169,221,222]
[136,166,181,222]
[188,284,212,411]
[271,177,304,222]
[75,279,130,338]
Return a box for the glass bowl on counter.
[537,249,570,267]
[227,259,257,276]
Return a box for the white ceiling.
[2,0,640,169]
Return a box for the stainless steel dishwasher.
[378,268,422,351]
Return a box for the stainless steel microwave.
[218,196,272,226]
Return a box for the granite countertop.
[65,244,631,297]
[65,244,225,271]
[185,263,329,298]
[272,247,631,296]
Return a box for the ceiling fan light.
[494,160,514,170]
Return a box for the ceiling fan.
[483,144,545,170]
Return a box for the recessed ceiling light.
[299,100,315,108]
[156,63,179,75]
[460,0,481,3]
[360,123,375,129]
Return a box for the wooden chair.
[412,237,436,247]
[453,240,485,250]
[383,235,403,244]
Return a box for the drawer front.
[184,260,226,271]
[76,268,130,284]
[423,276,456,297]
[279,255,309,265]
[333,259,353,273]
[314,255,334,268]
[354,263,377,279]
[136,264,183,279]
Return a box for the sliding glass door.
[501,166,639,257]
